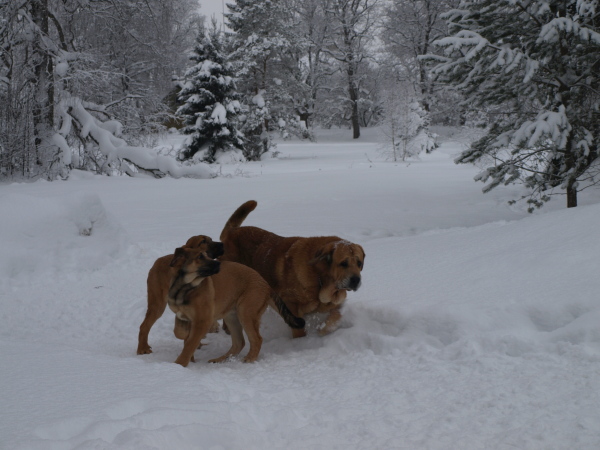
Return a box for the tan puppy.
[219,201,365,338]
[138,241,305,366]
[165,248,220,366]
[137,235,224,356]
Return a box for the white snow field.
[1,128,600,449]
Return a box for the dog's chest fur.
[167,275,206,319]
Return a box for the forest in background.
[1,0,599,208]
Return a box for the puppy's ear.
[170,247,185,267]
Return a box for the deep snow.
[1,128,600,449]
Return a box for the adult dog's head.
[184,234,224,259]
[311,240,365,301]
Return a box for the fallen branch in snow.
[54,97,214,179]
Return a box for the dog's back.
[220,201,298,282]
[147,255,175,311]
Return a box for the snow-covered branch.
[56,97,213,179]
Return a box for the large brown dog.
[137,237,305,366]
[219,200,365,338]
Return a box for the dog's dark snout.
[198,259,221,277]
[349,275,361,290]
[209,242,225,259]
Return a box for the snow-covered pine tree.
[178,27,244,163]
[225,0,292,160]
[429,0,600,209]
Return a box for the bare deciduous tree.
[323,0,378,139]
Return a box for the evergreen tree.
[178,27,244,162]
[225,0,292,160]
[429,0,600,209]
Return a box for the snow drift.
[1,130,599,449]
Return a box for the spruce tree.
[225,0,292,160]
[178,28,244,163]
[429,0,600,209]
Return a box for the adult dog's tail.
[271,293,305,330]
[220,200,258,241]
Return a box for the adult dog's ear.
[357,245,366,262]
[170,247,186,267]
[310,243,334,266]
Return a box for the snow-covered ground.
[1,128,600,449]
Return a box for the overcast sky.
[199,0,228,28]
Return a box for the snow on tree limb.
[56,97,214,179]
[511,106,572,150]
[539,17,600,45]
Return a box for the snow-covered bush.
[378,83,437,161]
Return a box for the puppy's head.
[170,247,221,279]
[311,240,365,292]
[168,247,220,305]
[184,234,224,259]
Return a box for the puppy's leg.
[174,318,212,367]
[319,307,342,336]
[173,317,199,362]
[237,300,266,363]
[240,318,263,363]
[174,317,190,340]
[137,294,167,354]
[209,313,245,363]
[208,320,220,333]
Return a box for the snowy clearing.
[1,128,600,449]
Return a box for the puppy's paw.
[174,356,190,367]
[208,355,228,363]
[136,345,153,355]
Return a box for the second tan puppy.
[219,201,365,338]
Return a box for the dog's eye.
[357,260,363,268]
[201,239,207,244]
[340,261,349,268]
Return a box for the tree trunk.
[564,133,577,208]
[567,181,577,208]
[348,65,360,139]
[31,0,54,158]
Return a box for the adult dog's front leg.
[319,307,342,336]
